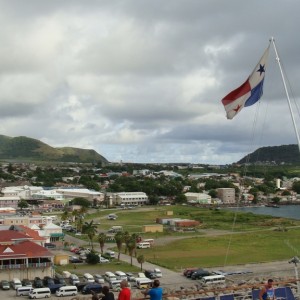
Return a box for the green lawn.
[63,205,300,271]
[136,227,300,270]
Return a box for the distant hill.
[237,144,300,164]
[0,135,109,164]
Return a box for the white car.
[94,274,105,284]
[99,256,109,263]
[154,268,162,278]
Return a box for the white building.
[107,192,149,206]
[1,186,43,200]
[56,188,104,202]
[184,192,212,204]
[32,190,64,200]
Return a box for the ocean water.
[226,205,300,220]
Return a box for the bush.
[86,251,100,264]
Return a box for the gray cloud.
[0,0,299,164]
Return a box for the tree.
[137,254,145,271]
[127,237,137,266]
[18,199,29,210]
[86,251,100,264]
[115,232,124,260]
[82,220,98,250]
[208,189,217,198]
[98,233,107,254]
[174,193,187,204]
[71,197,90,208]
[61,210,70,222]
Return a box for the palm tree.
[123,231,131,254]
[137,254,145,271]
[98,233,107,254]
[114,232,124,260]
[61,210,70,222]
[71,210,79,222]
[76,217,83,233]
[127,237,136,266]
[82,220,97,250]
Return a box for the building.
[31,190,64,200]
[0,229,53,280]
[1,186,43,200]
[107,192,149,206]
[0,196,20,209]
[56,188,104,203]
[184,192,212,204]
[217,188,236,204]
[143,224,163,233]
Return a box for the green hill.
[237,144,300,164]
[0,135,109,164]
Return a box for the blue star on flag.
[257,64,265,76]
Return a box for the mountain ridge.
[0,135,109,164]
[237,144,300,164]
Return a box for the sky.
[0,0,300,165]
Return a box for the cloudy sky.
[1,0,299,164]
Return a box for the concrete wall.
[0,267,52,281]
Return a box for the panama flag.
[221,45,270,119]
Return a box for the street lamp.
[289,256,300,296]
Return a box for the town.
[0,161,300,299]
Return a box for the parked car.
[69,256,84,263]
[144,270,157,279]
[154,268,162,278]
[99,255,109,263]
[69,274,80,285]
[126,272,135,282]
[54,274,66,286]
[105,250,115,259]
[33,277,43,288]
[1,280,10,290]
[94,274,105,284]
[75,282,87,292]
[48,283,64,294]
[183,268,198,276]
[191,269,211,280]
[22,279,32,287]
[43,276,55,286]
[186,268,201,278]
[44,243,56,249]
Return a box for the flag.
[221,45,270,119]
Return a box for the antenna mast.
[270,37,300,153]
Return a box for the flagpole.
[270,37,300,153]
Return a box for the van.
[115,271,127,281]
[137,242,151,249]
[56,285,78,297]
[16,286,33,296]
[12,278,22,290]
[83,273,95,283]
[104,272,117,283]
[143,239,154,245]
[81,283,102,294]
[135,278,153,289]
[201,275,226,285]
[29,287,51,299]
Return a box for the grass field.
[135,227,300,271]
[64,205,300,270]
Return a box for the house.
[0,230,53,280]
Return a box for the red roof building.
[0,230,53,281]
